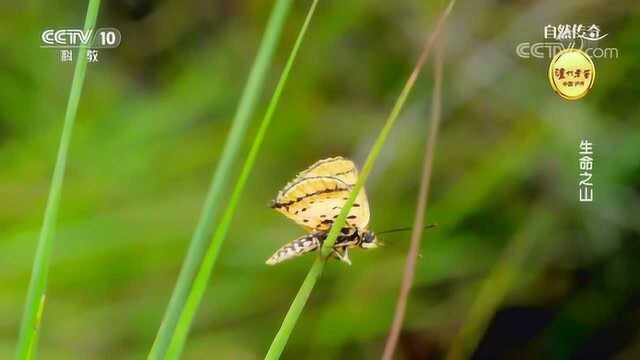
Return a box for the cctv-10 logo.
[41,28,121,48]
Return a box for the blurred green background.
[1,0,640,358]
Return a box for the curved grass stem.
[264,3,456,357]
[382,31,446,360]
[149,0,294,357]
[15,1,102,358]
[161,0,320,358]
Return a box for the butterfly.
[266,156,379,265]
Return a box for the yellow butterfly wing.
[296,156,358,185]
[296,158,369,228]
[272,157,370,231]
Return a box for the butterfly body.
[267,157,379,265]
[266,227,378,265]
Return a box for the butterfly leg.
[342,248,352,265]
[332,247,352,266]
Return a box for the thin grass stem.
[149,0,293,357]
[161,1,320,358]
[15,1,102,358]
[382,31,446,360]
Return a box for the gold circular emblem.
[548,48,596,100]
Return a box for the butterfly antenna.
[377,223,437,235]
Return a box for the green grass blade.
[149,0,293,357]
[15,1,102,358]
[264,3,456,358]
[264,259,325,359]
[162,0,320,358]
